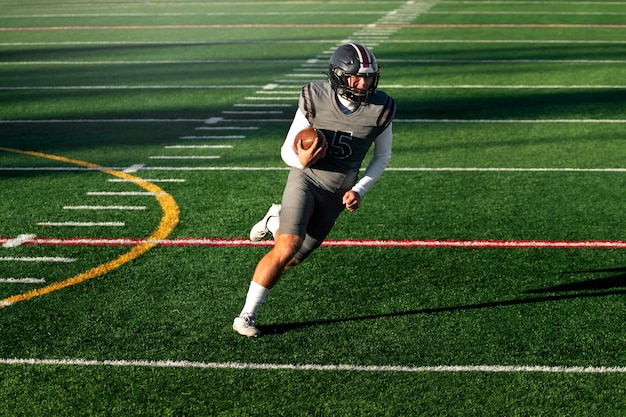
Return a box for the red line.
[2,237,625,249]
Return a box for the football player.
[233,43,396,337]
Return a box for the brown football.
[294,127,325,151]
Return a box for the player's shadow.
[259,267,626,336]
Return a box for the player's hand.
[342,190,361,212]
[296,136,327,167]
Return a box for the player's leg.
[233,233,303,337]
[251,233,303,289]
[234,169,311,337]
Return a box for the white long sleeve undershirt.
[280,108,393,197]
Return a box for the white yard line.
[63,205,147,210]
[0,278,46,284]
[36,222,125,227]
[0,257,75,262]
[0,358,624,374]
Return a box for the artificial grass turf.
[2,365,625,416]
[2,0,626,415]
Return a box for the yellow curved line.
[0,147,180,307]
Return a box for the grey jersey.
[299,81,395,193]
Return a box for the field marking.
[384,59,626,64]
[9,58,624,65]
[107,178,186,182]
[2,118,626,124]
[385,85,626,89]
[195,127,258,131]
[3,84,625,91]
[3,11,386,19]
[148,155,220,160]
[0,147,180,309]
[0,60,309,65]
[164,145,232,149]
[180,135,246,140]
[442,1,626,3]
[387,167,626,172]
[0,278,46,284]
[0,85,263,90]
[2,237,625,249]
[63,205,147,210]
[429,11,626,15]
[2,166,625,173]
[397,118,626,123]
[36,222,125,227]
[0,358,624,374]
[0,257,76,262]
[3,39,626,46]
[2,234,36,248]
[2,24,625,31]
[86,191,165,196]
[0,119,209,123]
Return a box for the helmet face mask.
[329,43,380,106]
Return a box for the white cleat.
[233,313,261,337]
[249,204,281,242]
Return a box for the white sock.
[240,281,270,317]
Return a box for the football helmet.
[328,43,380,105]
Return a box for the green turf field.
[1,1,626,415]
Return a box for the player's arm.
[281,110,309,168]
[281,110,326,167]
[351,122,393,197]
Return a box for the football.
[294,127,325,151]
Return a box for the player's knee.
[273,234,303,264]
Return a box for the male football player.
[233,43,396,337]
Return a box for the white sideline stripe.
[37,222,125,227]
[143,167,290,171]
[86,191,165,195]
[2,118,625,124]
[245,97,299,101]
[0,358,624,374]
[0,278,46,284]
[148,155,220,159]
[429,11,626,16]
[164,145,232,149]
[234,103,292,107]
[222,111,284,115]
[107,178,185,182]
[0,118,208,123]
[195,127,258,130]
[1,166,625,173]
[0,85,263,90]
[63,205,147,210]
[384,59,626,64]
[384,85,626,89]
[180,135,245,139]
[397,118,626,123]
[392,39,626,44]
[387,167,626,172]
[3,11,385,18]
[2,234,36,248]
[0,60,308,65]
[4,40,626,46]
[0,84,263,91]
[139,167,626,173]
[0,257,75,262]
